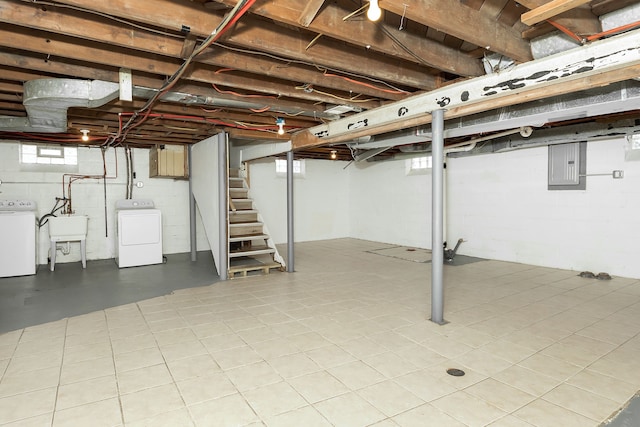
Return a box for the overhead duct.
[601,3,640,33]
[130,87,339,121]
[0,79,119,132]
[0,78,340,134]
[531,2,640,59]
[531,32,581,60]
[447,120,640,157]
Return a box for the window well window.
[275,158,304,176]
[20,144,78,165]
[406,156,432,175]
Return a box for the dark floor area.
[0,251,219,334]
[604,393,640,427]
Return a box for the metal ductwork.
[0,78,341,134]
[447,120,640,157]
[0,79,119,132]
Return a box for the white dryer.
[0,199,38,278]
[115,199,163,268]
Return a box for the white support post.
[431,109,445,325]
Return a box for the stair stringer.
[244,185,286,269]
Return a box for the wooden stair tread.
[230,222,262,227]
[229,210,258,214]
[229,246,276,258]
[229,234,269,242]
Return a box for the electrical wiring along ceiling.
[0,0,638,160]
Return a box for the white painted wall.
[349,159,431,248]
[191,135,222,274]
[248,158,350,244]
[4,135,638,278]
[447,138,640,278]
[0,142,208,266]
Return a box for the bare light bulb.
[367,0,382,21]
[80,129,90,142]
[330,150,337,160]
[276,118,285,135]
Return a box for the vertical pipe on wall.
[431,109,445,324]
[286,150,295,272]
[218,132,229,280]
[188,145,197,262]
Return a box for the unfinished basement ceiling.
[0,0,638,160]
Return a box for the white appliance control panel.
[115,199,156,210]
[0,199,37,211]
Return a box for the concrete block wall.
[348,159,431,248]
[0,142,209,266]
[448,138,640,278]
[247,158,351,244]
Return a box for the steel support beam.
[292,30,640,149]
[286,150,295,272]
[431,109,445,325]
[188,145,197,262]
[218,132,229,280]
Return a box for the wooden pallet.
[229,261,283,279]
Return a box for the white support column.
[286,150,295,272]
[188,145,197,262]
[431,109,445,325]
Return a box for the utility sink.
[48,215,88,240]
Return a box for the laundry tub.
[48,215,88,271]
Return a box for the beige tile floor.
[1,238,639,426]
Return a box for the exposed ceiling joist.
[380,0,533,62]
[0,0,636,154]
[216,0,484,77]
[298,0,326,27]
[522,0,593,26]
[518,0,600,36]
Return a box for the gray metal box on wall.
[548,142,586,190]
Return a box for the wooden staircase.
[228,168,285,278]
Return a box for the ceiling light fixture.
[80,129,90,142]
[276,118,285,135]
[367,0,382,21]
[330,150,337,160]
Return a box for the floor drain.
[446,368,466,377]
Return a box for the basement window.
[275,158,304,177]
[406,156,432,175]
[20,143,77,166]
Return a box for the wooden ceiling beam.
[0,26,332,117]
[380,0,533,62]
[518,0,600,36]
[0,0,405,101]
[0,81,24,93]
[298,0,326,27]
[522,0,592,26]
[44,0,436,90]
[0,5,381,109]
[220,0,484,77]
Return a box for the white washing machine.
[115,199,163,268]
[0,199,38,278]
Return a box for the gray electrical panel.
[548,142,586,190]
